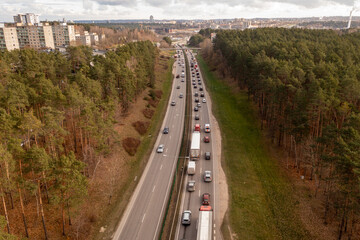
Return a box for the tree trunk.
[1,187,10,233]
[18,185,29,238]
[38,180,48,240]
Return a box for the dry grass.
[132,121,150,135]
[143,108,155,119]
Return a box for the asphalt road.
[175,49,219,240]
[112,48,187,240]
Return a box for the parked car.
[181,210,192,225]
[205,152,211,160]
[204,171,212,182]
[204,136,210,143]
[157,144,164,153]
[163,127,169,134]
[187,180,196,192]
[202,193,210,205]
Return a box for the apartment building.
[0,24,20,51]
[52,23,76,47]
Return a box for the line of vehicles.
[181,51,214,240]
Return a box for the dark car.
[199,87,203,91]
[194,92,199,97]
[204,136,210,143]
[195,115,200,120]
[202,193,210,205]
[205,152,211,160]
[200,93,205,97]
[176,74,180,78]
[163,127,169,134]
[195,98,199,103]
[177,85,180,89]
[194,107,199,112]
[194,85,197,89]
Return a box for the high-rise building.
[150,15,154,23]
[52,23,75,47]
[0,24,20,51]
[14,13,40,26]
[16,24,54,49]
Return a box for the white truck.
[187,161,196,175]
[190,132,201,160]
[197,206,213,240]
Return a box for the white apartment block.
[0,24,20,51]
[75,31,91,46]
[90,32,99,45]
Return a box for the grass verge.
[197,55,311,240]
[95,51,175,239]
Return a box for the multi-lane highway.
[112,48,187,240]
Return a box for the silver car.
[204,171,212,182]
[157,144,164,153]
[181,210,192,225]
[187,180,195,192]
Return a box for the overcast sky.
[1,0,360,22]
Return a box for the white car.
[157,144,164,153]
[204,171,212,182]
[202,99,206,103]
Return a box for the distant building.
[75,31,91,46]
[89,32,99,45]
[13,13,40,26]
[150,15,154,23]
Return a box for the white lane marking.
[142,213,146,223]
[166,148,168,153]
[198,190,200,197]
[200,167,202,174]
[160,164,163,170]
[163,154,167,157]
[169,136,172,140]
[172,125,175,128]
[152,185,156,192]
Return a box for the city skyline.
[1,0,360,22]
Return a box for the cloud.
[92,0,137,7]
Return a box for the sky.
[1,0,360,22]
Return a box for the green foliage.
[162,36,172,45]
[212,28,360,238]
[198,55,310,239]
[188,34,205,47]
[0,41,158,237]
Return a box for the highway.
[175,49,220,240]
[112,48,187,240]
